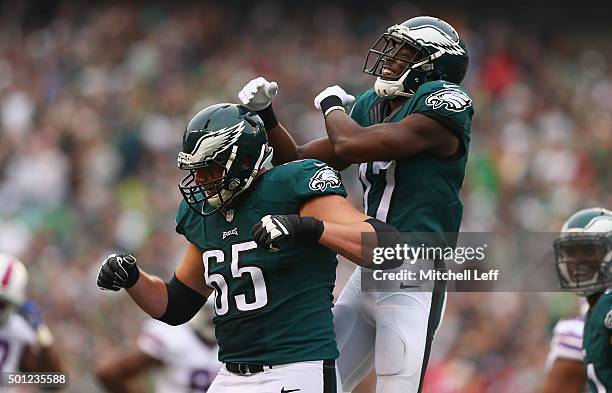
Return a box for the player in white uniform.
[96,305,220,393]
[0,254,63,377]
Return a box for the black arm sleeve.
[156,274,208,326]
[365,218,403,270]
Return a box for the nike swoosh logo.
[281,388,301,393]
[399,282,419,289]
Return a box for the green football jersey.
[583,291,612,392]
[175,159,347,365]
[350,80,474,236]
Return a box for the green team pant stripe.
[417,276,447,393]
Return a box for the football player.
[0,254,64,374]
[553,207,612,393]
[540,315,587,393]
[97,103,400,393]
[238,15,472,393]
[96,304,220,393]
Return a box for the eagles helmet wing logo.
[393,24,466,56]
[425,88,472,112]
[309,166,342,192]
[178,121,245,168]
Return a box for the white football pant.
[333,268,446,393]
[208,360,341,393]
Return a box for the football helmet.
[0,254,28,324]
[554,207,612,296]
[364,16,469,98]
[177,103,273,216]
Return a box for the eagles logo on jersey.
[425,88,472,112]
[308,166,342,192]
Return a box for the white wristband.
[324,105,346,118]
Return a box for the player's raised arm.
[96,242,212,325]
[313,85,463,163]
[238,77,351,170]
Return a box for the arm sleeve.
[156,274,207,326]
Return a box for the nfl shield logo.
[225,209,234,223]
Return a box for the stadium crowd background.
[0,1,610,392]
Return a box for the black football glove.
[252,214,324,251]
[97,254,140,291]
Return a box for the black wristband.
[298,216,325,242]
[256,103,278,131]
[365,218,402,270]
[320,96,343,115]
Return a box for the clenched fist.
[97,254,140,291]
[238,77,279,111]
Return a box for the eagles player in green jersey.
[96,103,400,393]
[239,16,472,393]
[554,207,612,393]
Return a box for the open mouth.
[381,66,398,79]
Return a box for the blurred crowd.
[0,2,609,392]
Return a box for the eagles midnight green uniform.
[584,291,612,392]
[175,159,346,365]
[351,80,473,235]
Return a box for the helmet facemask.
[364,26,440,98]
[554,234,612,296]
[179,159,233,215]
[178,143,273,217]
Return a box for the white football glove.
[238,77,279,112]
[314,85,355,110]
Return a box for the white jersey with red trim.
[0,313,36,372]
[138,319,220,393]
[545,317,584,369]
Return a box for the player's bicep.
[175,242,213,298]
[340,113,456,162]
[300,194,368,224]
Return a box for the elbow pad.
[156,274,207,326]
[365,218,403,270]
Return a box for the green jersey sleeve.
[290,159,347,200]
[412,80,474,141]
[267,159,347,203]
[175,199,204,241]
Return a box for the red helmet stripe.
[1,261,13,288]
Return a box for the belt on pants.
[225,362,273,375]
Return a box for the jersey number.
[203,241,268,316]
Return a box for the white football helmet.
[0,254,28,324]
